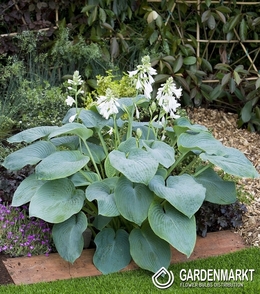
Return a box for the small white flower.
[107,127,113,136]
[156,77,182,118]
[97,88,120,119]
[69,114,77,123]
[65,96,76,106]
[128,56,157,99]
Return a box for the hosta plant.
[2,56,259,275]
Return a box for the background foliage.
[1,0,260,132]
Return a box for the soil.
[0,254,14,285]
[0,107,259,286]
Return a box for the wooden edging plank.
[3,230,246,285]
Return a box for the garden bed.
[0,230,246,285]
[0,107,259,286]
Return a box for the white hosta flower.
[128,55,157,99]
[69,114,77,123]
[107,127,114,136]
[68,70,83,86]
[65,95,76,106]
[156,77,182,118]
[97,88,120,119]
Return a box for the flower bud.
[136,128,142,139]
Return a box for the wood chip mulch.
[187,107,260,247]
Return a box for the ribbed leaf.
[7,126,59,143]
[148,201,196,257]
[35,151,90,180]
[70,171,100,187]
[149,175,206,218]
[52,212,88,263]
[12,174,46,207]
[141,140,175,168]
[114,176,154,226]
[200,147,259,178]
[104,156,117,178]
[93,228,131,274]
[129,223,171,273]
[85,178,120,217]
[50,136,79,149]
[177,131,224,155]
[2,141,56,171]
[81,142,105,164]
[174,117,208,136]
[194,168,237,204]
[48,122,93,141]
[79,109,109,129]
[109,149,158,185]
[29,178,85,223]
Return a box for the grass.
[0,247,259,293]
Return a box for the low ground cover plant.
[2,56,259,274]
[0,199,52,257]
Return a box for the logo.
[152,267,174,289]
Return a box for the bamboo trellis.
[150,0,260,81]
[1,0,260,81]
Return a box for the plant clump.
[1,56,259,275]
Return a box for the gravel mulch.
[187,107,260,247]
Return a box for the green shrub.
[18,81,69,129]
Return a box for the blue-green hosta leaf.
[2,141,56,171]
[177,131,224,155]
[104,156,117,178]
[148,201,196,257]
[149,175,206,218]
[35,151,90,180]
[85,178,120,217]
[117,137,137,153]
[11,174,46,207]
[70,171,100,187]
[109,149,158,185]
[7,126,59,143]
[50,136,79,149]
[114,176,154,226]
[93,228,131,274]
[93,215,112,231]
[200,147,259,178]
[79,109,110,129]
[129,223,171,273]
[81,141,106,164]
[52,212,88,263]
[174,117,208,136]
[141,140,175,168]
[194,168,237,204]
[29,178,85,223]
[48,122,93,141]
